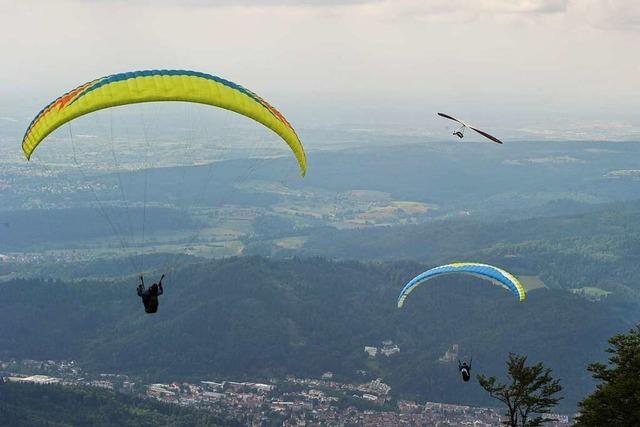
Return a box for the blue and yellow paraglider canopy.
[397,262,526,308]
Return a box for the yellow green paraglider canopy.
[22,69,307,176]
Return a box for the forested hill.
[0,381,225,426]
[246,199,640,299]
[0,257,636,410]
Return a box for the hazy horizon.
[2,0,639,143]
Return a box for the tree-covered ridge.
[247,199,640,299]
[0,256,635,410]
[0,381,224,427]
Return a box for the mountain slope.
[0,257,635,410]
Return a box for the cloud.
[351,0,569,24]
[74,0,566,13]
[571,0,640,31]
[477,0,568,14]
[79,0,382,6]
[68,0,639,30]
[183,0,640,30]
[232,0,377,4]
[2,0,638,131]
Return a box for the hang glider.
[437,112,503,144]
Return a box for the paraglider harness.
[458,359,472,382]
[137,274,164,314]
[453,125,466,139]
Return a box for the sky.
[1,0,639,138]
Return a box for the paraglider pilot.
[137,274,164,314]
[459,359,472,382]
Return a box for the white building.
[380,344,400,357]
[364,346,378,357]
[249,382,274,392]
[7,375,60,385]
[366,378,392,395]
[321,372,334,380]
[439,344,459,363]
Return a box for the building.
[249,382,274,393]
[202,391,224,401]
[439,344,459,363]
[147,384,176,399]
[201,380,223,390]
[380,343,400,357]
[397,400,420,413]
[7,375,60,385]
[223,381,246,392]
[365,341,400,358]
[364,346,378,357]
[363,378,391,396]
[321,372,334,380]
[544,413,570,424]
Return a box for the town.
[1,358,572,426]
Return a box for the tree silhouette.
[576,326,640,426]
[478,353,562,427]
